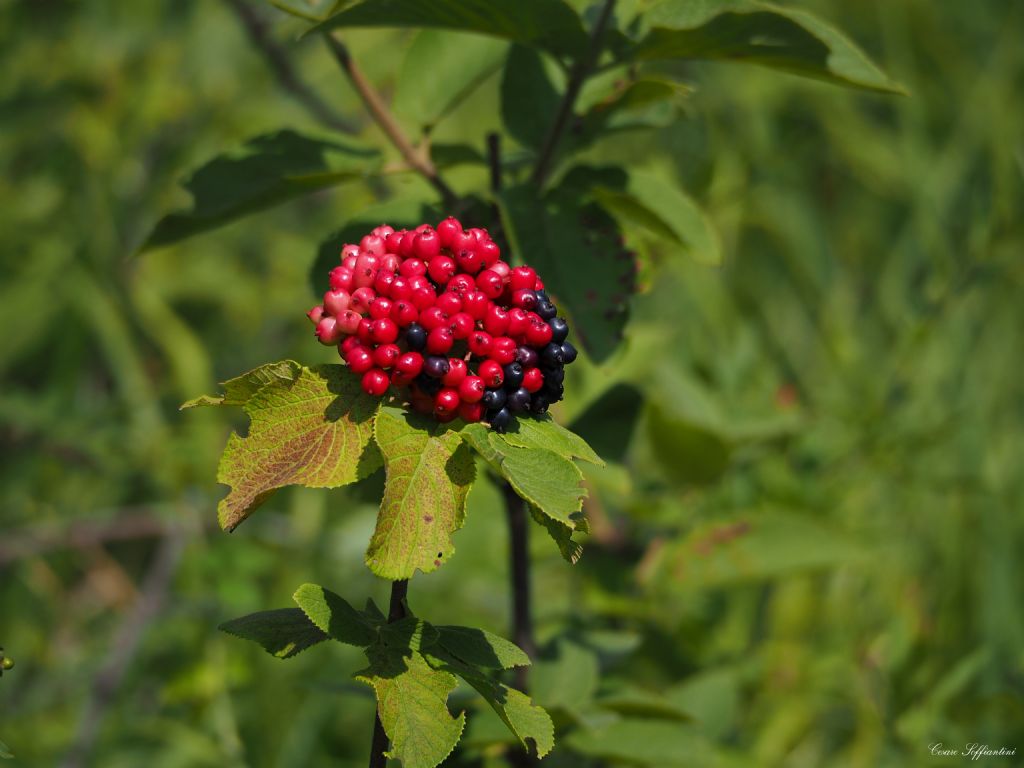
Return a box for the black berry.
[515,346,539,368]
[482,388,507,410]
[536,301,557,320]
[540,342,564,367]
[507,387,531,413]
[423,355,450,378]
[560,341,578,364]
[491,407,512,432]
[502,362,524,390]
[549,317,569,343]
[405,323,427,351]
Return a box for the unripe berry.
[458,375,485,403]
[351,287,376,314]
[373,343,401,369]
[346,345,375,374]
[394,351,424,377]
[329,266,354,292]
[442,358,467,387]
[489,336,517,365]
[446,274,476,295]
[362,368,390,397]
[468,330,493,357]
[476,269,504,299]
[525,319,554,347]
[448,312,474,340]
[315,316,342,345]
[462,290,489,320]
[433,388,460,417]
[307,305,325,325]
[428,255,457,284]
[510,266,537,291]
[483,305,510,336]
[413,229,441,260]
[335,309,362,335]
[478,359,504,388]
[369,297,393,319]
[419,306,449,331]
[458,400,484,423]
[426,326,454,354]
[369,318,399,344]
[522,367,544,393]
[437,216,463,248]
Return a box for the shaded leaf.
[365,407,476,579]
[142,130,380,251]
[292,583,378,646]
[596,686,692,722]
[564,719,712,765]
[432,143,488,170]
[212,364,382,531]
[500,414,604,466]
[395,31,507,130]
[569,383,644,464]
[500,45,561,150]
[530,504,584,564]
[437,625,531,670]
[180,360,301,409]
[219,608,328,659]
[647,400,733,486]
[532,638,600,713]
[308,0,590,62]
[631,0,903,93]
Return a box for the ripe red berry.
[324,289,351,316]
[419,306,448,331]
[307,305,325,325]
[315,316,342,345]
[511,289,537,310]
[458,375,485,403]
[329,266,353,292]
[476,269,504,299]
[525,319,553,347]
[374,269,397,296]
[522,367,544,393]
[351,287,376,314]
[341,244,360,261]
[510,266,537,291]
[360,235,386,256]
[490,260,511,279]
[447,274,476,296]
[391,369,416,388]
[483,305,510,336]
[462,290,489,320]
[455,246,483,274]
[410,286,437,311]
[437,217,463,249]
[434,388,460,417]
[381,253,401,273]
[385,230,406,254]
[506,308,531,339]
[413,229,441,260]
[373,343,401,369]
[407,274,432,292]
[478,240,501,266]
[448,311,474,340]
[458,400,484,423]
[369,297,393,319]
[435,292,462,315]
[478,359,504,388]
[468,330,493,357]
[489,336,517,365]
[335,309,362,335]
[340,335,362,355]
[369,318,399,344]
[394,351,424,377]
[427,255,457,284]
[362,368,390,397]
[389,300,419,327]
[426,326,454,354]
[346,345,375,374]
[399,258,427,278]
[442,358,468,387]
[389,277,412,301]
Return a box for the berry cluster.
[308,218,577,431]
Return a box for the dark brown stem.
[503,484,536,690]
[222,0,358,134]
[368,579,409,768]
[324,34,458,209]
[530,0,617,188]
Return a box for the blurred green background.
[1,1,1022,766]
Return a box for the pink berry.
[360,235,386,255]
[307,305,325,325]
[490,260,511,279]
[351,287,376,314]
[315,316,342,345]
[335,309,362,335]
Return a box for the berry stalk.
[367,579,409,768]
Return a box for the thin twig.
[60,530,186,768]
[323,34,458,209]
[222,0,359,135]
[502,485,536,690]
[530,0,618,188]
[368,579,409,768]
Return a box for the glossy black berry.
[416,373,441,395]
[536,301,557,320]
[482,387,507,410]
[535,289,549,303]
[502,362,524,390]
[549,317,569,344]
[544,367,565,385]
[423,355,450,379]
[491,407,512,432]
[561,341,578,364]
[530,394,550,414]
[405,323,427,351]
[540,342,565,367]
[507,387,531,413]
[544,380,565,400]
[515,346,539,368]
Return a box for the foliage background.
[1,0,1022,766]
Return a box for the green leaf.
[181,360,301,409]
[532,638,600,714]
[530,504,584,564]
[569,383,644,464]
[292,584,378,647]
[307,0,590,62]
[498,185,633,361]
[427,650,554,758]
[595,686,692,722]
[218,608,328,659]
[207,363,382,531]
[460,424,585,527]
[395,30,507,131]
[142,130,380,251]
[630,0,903,94]
[647,400,733,486]
[576,76,690,145]
[500,45,561,151]
[365,407,476,579]
[356,644,465,768]
[0,737,10,759]
[499,414,604,466]
[436,625,530,669]
[564,719,712,765]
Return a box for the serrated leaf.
[307,0,590,62]
[631,0,903,94]
[142,130,380,251]
[437,625,530,669]
[498,185,632,361]
[395,30,507,131]
[181,360,302,409]
[427,649,554,758]
[530,504,584,564]
[461,425,585,527]
[292,584,378,646]
[356,645,465,768]
[500,45,561,151]
[499,414,604,466]
[214,364,382,531]
[381,616,441,654]
[365,407,476,579]
[219,608,328,659]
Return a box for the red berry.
[381,253,401,273]
[315,316,342,345]
[357,318,374,345]
[346,345,375,374]
[335,309,362,335]
[455,246,483,274]
[525,319,553,347]
[478,240,501,266]
[489,336,517,365]
[351,287,376,314]
[467,227,489,244]
[391,369,416,387]
[442,358,468,387]
[369,297,393,319]
[307,305,325,325]
[435,292,462,315]
[507,308,531,339]
[407,274,432,292]
[340,335,362,355]
[476,269,504,299]
[362,368,390,397]
[458,401,484,423]
[373,343,401,369]
[458,375,485,403]
[389,277,412,301]
[353,256,378,289]
[434,388,460,417]
[448,312,474,340]
[394,351,424,377]
[389,300,419,327]
[522,367,544,393]
[483,304,510,336]
[413,229,441,260]
[419,306,448,331]
[369,318,399,344]
[510,266,536,291]
[399,258,426,278]
[511,289,537,310]
[360,235,386,256]
[329,266,353,292]
[437,217,463,249]
[447,274,476,296]
[478,359,504,388]
[490,260,511,279]
[462,290,489,320]
[341,244,360,261]
[467,330,493,357]
[324,289,350,316]
[385,230,406,254]
[411,286,437,311]
[374,269,397,296]
[427,326,454,354]
[428,255,457,284]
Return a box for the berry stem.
[367,578,409,768]
[530,0,617,188]
[323,33,458,209]
[503,483,536,689]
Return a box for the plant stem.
[323,33,458,209]
[530,0,617,188]
[503,483,536,691]
[367,579,409,768]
